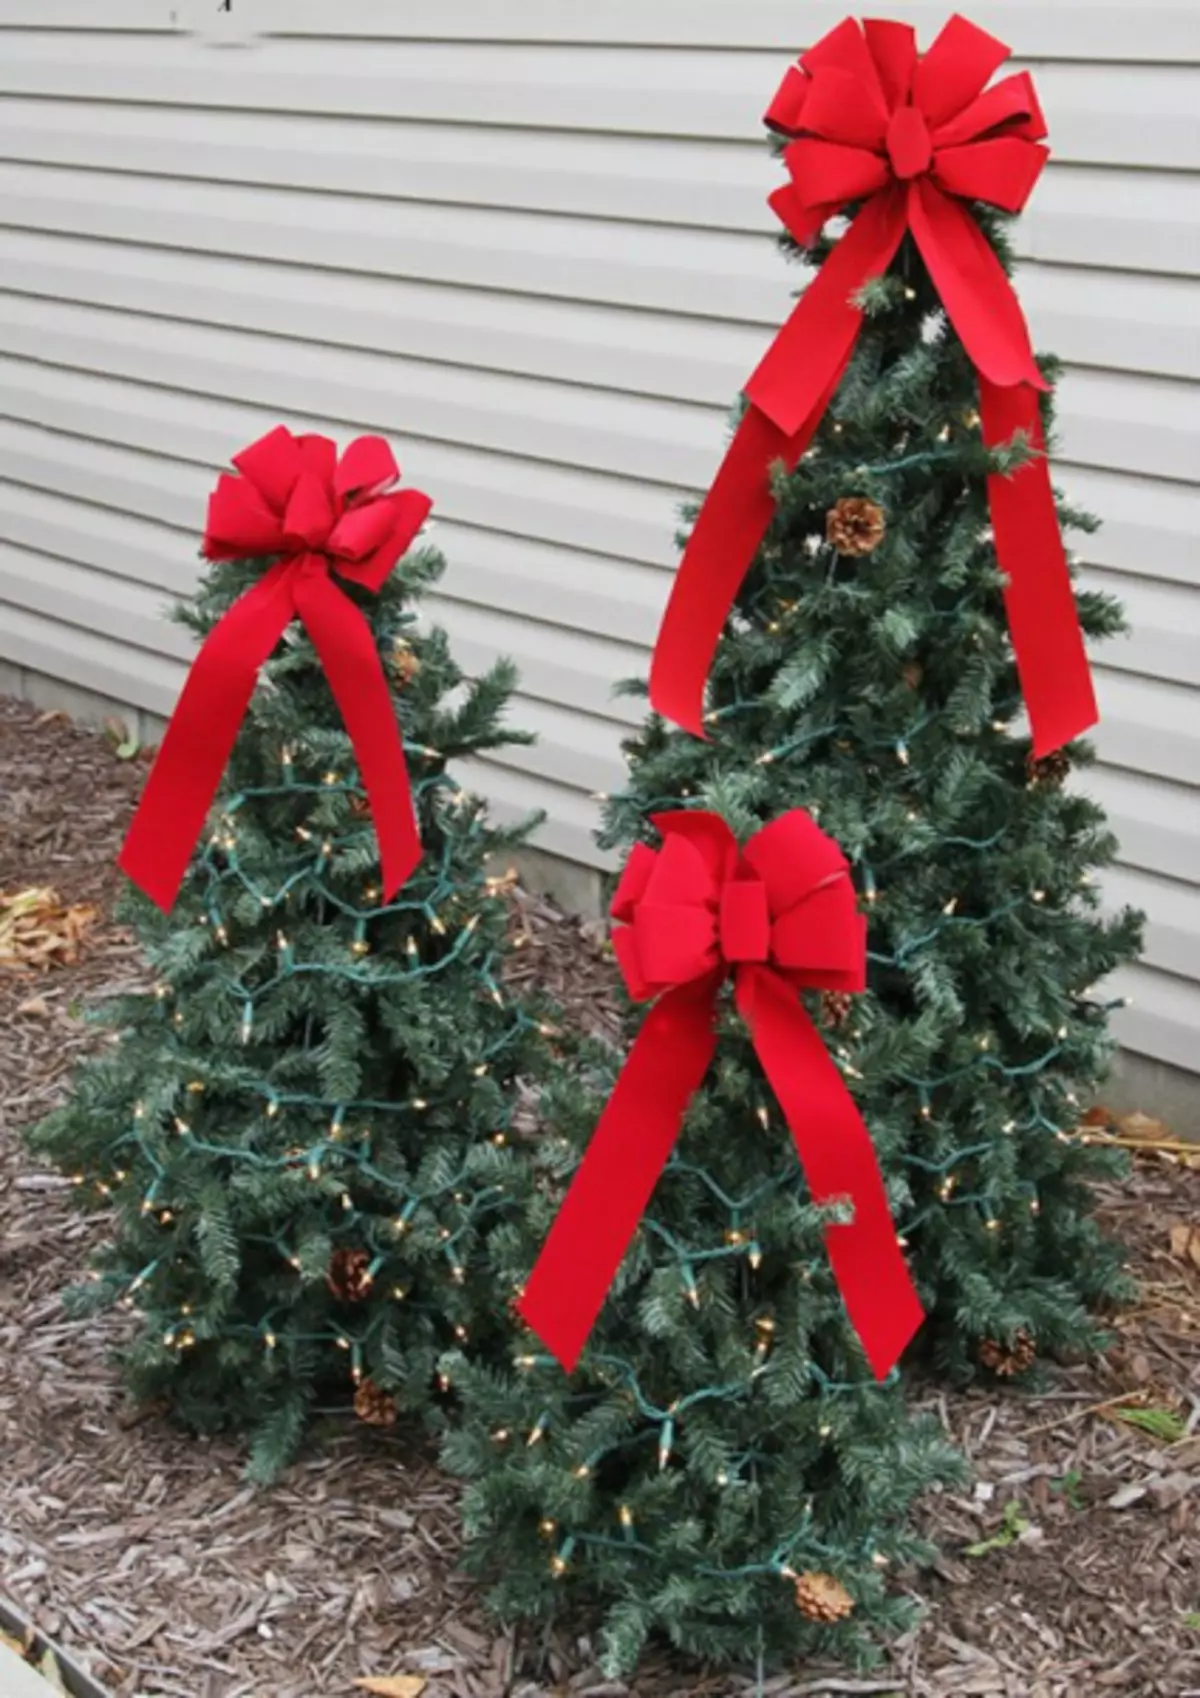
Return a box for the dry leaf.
[1117,1111,1170,1144]
[34,709,69,726]
[1081,1104,1112,1127]
[1169,1221,1200,1273]
[353,1679,427,1698]
[0,888,98,971]
[16,994,51,1016]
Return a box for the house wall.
[0,0,1197,1075]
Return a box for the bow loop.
[801,65,889,147]
[335,433,400,502]
[911,12,1010,128]
[719,877,770,964]
[203,473,286,562]
[282,470,336,552]
[232,424,306,515]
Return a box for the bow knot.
[719,878,770,964]
[887,104,932,178]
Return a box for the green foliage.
[31,540,552,1477]
[444,1047,964,1676]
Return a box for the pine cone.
[794,1570,855,1623]
[326,1247,373,1302]
[902,661,923,690]
[353,1379,397,1426]
[819,991,854,1030]
[1027,749,1070,789]
[978,1329,1036,1378]
[391,639,421,685]
[826,497,886,557]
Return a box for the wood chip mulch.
[1,695,1197,1698]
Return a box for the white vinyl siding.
[0,1,1197,1072]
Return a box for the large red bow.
[518,809,923,1378]
[119,425,432,910]
[649,13,1096,759]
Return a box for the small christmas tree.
[443,810,962,1676]
[611,17,1143,1380]
[30,426,550,1479]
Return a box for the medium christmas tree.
[30,426,551,1479]
[614,16,1144,1381]
[443,810,963,1676]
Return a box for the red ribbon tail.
[518,986,719,1371]
[979,381,1098,757]
[118,565,296,911]
[293,572,422,900]
[737,969,923,1378]
[648,192,906,738]
[649,410,804,736]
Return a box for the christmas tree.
[30,426,551,1480]
[443,810,963,1676]
[616,16,1144,1380]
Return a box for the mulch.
[1,694,1197,1698]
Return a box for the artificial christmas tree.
[30,426,550,1478]
[443,810,962,1675]
[611,14,1145,1381]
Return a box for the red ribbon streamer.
[518,808,923,1379]
[649,12,1097,759]
[119,426,432,911]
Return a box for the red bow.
[649,12,1096,760]
[119,425,432,910]
[518,809,923,1379]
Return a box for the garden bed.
[1,695,1197,1698]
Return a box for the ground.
[0,696,1197,1698]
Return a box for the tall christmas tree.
[444,810,962,1676]
[30,426,551,1479]
[612,15,1143,1381]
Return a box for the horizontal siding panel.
[2,109,1197,282]
[0,163,793,326]
[1062,468,1199,588]
[0,600,182,714]
[1053,370,1198,484]
[0,230,772,408]
[0,539,191,662]
[1,38,1197,166]
[456,759,610,872]
[1081,568,1200,688]
[3,230,1193,402]
[1104,866,1200,985]
[1020,266,1200,383]
[1111,964,1200,1073]
[1092,672,1200,789]
[479,697,625,797]
[0,379,681,570]
[1084,766,1200,886]
[2,2,1198,62]
[3,292,1195,506]
[1025,168,1200,279]
[0,296,720,490]
[428,599,644,727]
[0,452,667,652]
